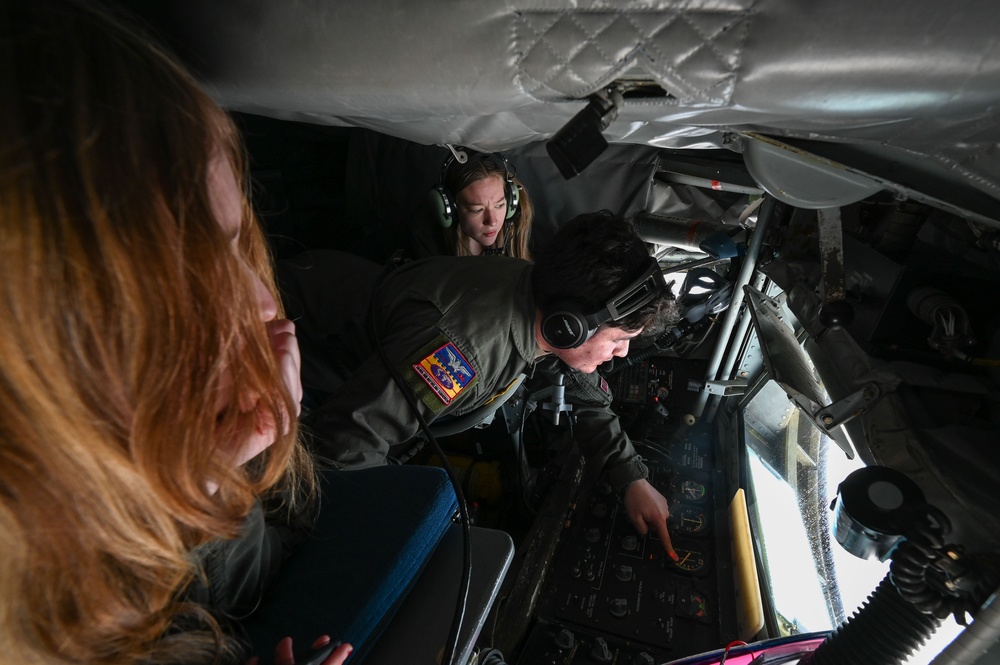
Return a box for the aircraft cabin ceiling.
[131,0,1000,218]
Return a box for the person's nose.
[612,340,630,358]
[253,273,279,322]
[485,206,503,228]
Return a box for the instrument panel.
[516,355,739,663]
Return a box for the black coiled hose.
[806,504,999,665]
[806,574,940,665]
[890,527,961,620]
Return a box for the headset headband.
[584,257,664,329]
[433,149,520,229]
[540,256,665,349]
[442,150,515,186]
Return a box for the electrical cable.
[517,396,557,513]
[635,437,673,459]
[719,640,752,665]
[368,268,472,665]
[674,315,719,356]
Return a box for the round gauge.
[671,475,708,503]
[670,505,710,535]
[676,590,711,622]
[671,541,710,576]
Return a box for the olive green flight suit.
[279,250,648,492]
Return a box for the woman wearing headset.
[415,150,535,259]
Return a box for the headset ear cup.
[506,182,520,221]
[428,186,454,228]
[541,299,592,349]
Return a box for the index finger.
[322,643,354,665]
[274,637,295,665]
[652,516,677,560]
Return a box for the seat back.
[241,465,458,663]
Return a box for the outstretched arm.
[556,366,677,556]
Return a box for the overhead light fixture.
[546,86,623,180]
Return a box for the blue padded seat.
[241,465,458,663]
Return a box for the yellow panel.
[730,488,765,641]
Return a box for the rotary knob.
[590,637,612,663]
[554,628,575,651]
[609,598,628,618]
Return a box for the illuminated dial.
[671,541,710,576]
[671,475,708,503]
[677,590,711,623]
[670,505,710,535]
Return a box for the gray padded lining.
[513,2,754,103]
[124,0,1000,208]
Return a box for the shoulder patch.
[600,376,610,395]
[402,335,477,413]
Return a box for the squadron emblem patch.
[405,336,477,412]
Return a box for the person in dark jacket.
[279,211,682,557]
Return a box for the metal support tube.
[691,196,776,421]
[703,269,766,423]
[659,171,764,196]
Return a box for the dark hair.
[532,211,679,334]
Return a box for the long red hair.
[0,2,312,663]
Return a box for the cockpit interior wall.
[125,0,1000,203]
[232,114,739,264]
[327,133,667,257]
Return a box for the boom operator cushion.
[240,465,458,663]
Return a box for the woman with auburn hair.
[416,150,535,259]
[0,2,350,664]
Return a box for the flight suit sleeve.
[564,370,649,493]
[304,318,485,469]
[306,354,429,468]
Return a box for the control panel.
[515,356,738,663]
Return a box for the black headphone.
[428,150,520,229]
[540,257,665,349]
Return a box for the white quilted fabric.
[514,2,755,104]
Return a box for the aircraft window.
[745,423,883,631]
[741,299,965,664]
[748,446,841,633]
